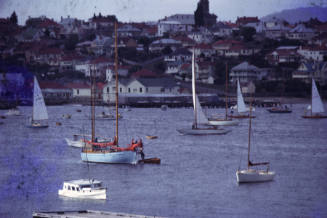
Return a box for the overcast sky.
[0,0,326,24]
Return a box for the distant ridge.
[261,6,327,23]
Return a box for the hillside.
[261,6,327,23]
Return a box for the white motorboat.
[5,108,21,116]
[58,179,106,200]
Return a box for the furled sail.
[33,76,48,121]
[311,78,325,114]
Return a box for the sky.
[0,0,326,25]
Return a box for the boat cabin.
[62,179,104,192]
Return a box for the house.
[131,69,159,78]
[212,40,242,56]
[164,48,192,62]
[187,28,213,44]
[60,54,84,72]
[105,65,129,82]
[297,45,327,61]
[229,61,262,83]
[193,43,215,57]
[172,35,196,47]
[89,15,117,29]
[263,17,291,39]
[39,81,72,104]
[236,17,260,26]
[15,27,44,42]
[292,61,327,84]
[286,24,316,41]
[149,38,181,53]
[65,82,91,98]
[157,14,194,37]
[266,46,300,65]
[103,77,180,102]
[196,61,215,84]
[117,24,141,37]
[211,22,233,37]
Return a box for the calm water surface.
[0,105,326,218]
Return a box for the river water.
[0,104,326,217]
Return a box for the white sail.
[192,50,208,125]
[237,79,248,113]
[195,94,209,125]
[33,76,48,121]
[311,78,325,114]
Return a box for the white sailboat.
[177,50,230,135]
[209,63,238,126]
[29,76,48,128]
[229,79,255,118]
[302,78,327,118]
[236,102,275,183]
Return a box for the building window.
[139,87,142,93]
[77,89,79,95]
[72,187,75,191]
[133,88,137,93]
[68,186,71,190]
[161,88,165,92]
[128,88,131,93]
[146,88,148,92]
[120,87,122,93]
[107,87,109,93]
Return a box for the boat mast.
[192,48,197,128]
[225,63,228,120]
[247,100,253,169]
[115,22,119,144]
[311,78,313,116]
[91,65,95,142]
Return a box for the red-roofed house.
[212,40,242,56]
[298,45,327,61]
[65,82,91,98]
[39,81,72,104]
[266,46,300,65]
[193,43,215,57]
[236,17,260,26]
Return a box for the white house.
[286,24,316,41]
[65,83,91,98]
[230,61,262,83]
[297,46,327,61]
[157,14,194,37]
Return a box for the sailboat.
[28,76,48,128]
[208,63,238,126]
[302,78,327,118]
[229,79,255,119]
[236,101,275,183]
[80,23,143,164]
[177,50,230,135]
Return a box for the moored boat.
[58,179,106,199]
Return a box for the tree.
[9,11,18,25]
[64,34,79,51]
[162,46,172,55]
[240,27,256,41]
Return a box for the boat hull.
[208,119,239,126]
[267,108,292,113]
[236,170,275,183]
[228,115,256,119]
[58,188,106,200]
[177,128,230,135]
[81,151,137,164]
[302,115,327,119]
[65,138,84,148]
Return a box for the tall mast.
[247,100,253,169]
[115,22,119,144]
[225,63,228,120]
[91,65,95,142]
[192,48,197,128]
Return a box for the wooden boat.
[146,135,158,140]
[228,79,255,119]
[302,78,327,119]
[236,102,275,183]
[209,64,238,126]
[81,23,144,164]
[177,49,230,135]
[28,77,49,128]
[138,158,161,164]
